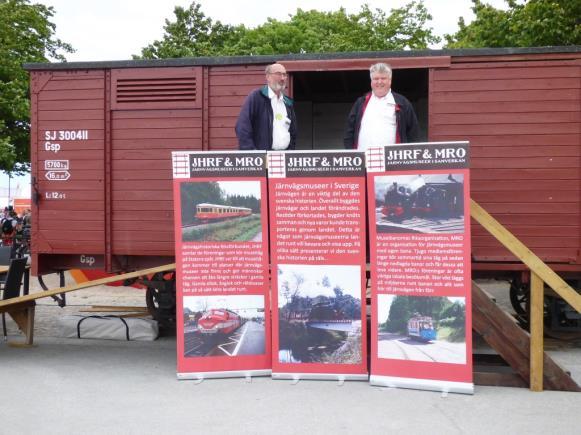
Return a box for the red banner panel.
[268,151,368,381]
[367,142,473,394]
[172,151,271,379]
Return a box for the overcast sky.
[37,0,509,62]
[2,0,509,193]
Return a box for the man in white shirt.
[236,63,297,150]
[344,63,419,150]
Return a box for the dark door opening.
[292,68,428,150]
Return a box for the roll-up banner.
[268,150,368,381]
[366,142,473,394]
[172,151,271,380]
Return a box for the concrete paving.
[1,335,580,435]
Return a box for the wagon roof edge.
[23,46,581,71]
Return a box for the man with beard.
[344,62,419,150]
[236,63,297,150]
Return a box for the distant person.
[344,62,419,150]
[235,63,297,150]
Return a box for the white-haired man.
[344,62,419,150]
[236,63,297,150]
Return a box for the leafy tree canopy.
[137,3,245,58]
[0,0,73,174]
[136,1,439,59]
[445,0,581,48]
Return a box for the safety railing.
[470,199,581,391]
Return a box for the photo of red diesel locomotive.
[195,203,252,222]
[197,308,242,335]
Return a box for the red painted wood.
[471,146,579,158]
[111,67,203,110]
[431,123,578,136]
[473,213,578,226]
[38,89,104,101]
[113,118,202,129]
[112,128,201,139]
[470,157,578,169]
[433,77,578,92]
[283,56,451,71]
[112,230,175,243]
[431,88,578,103]
[473,190,577,202]
[210,75,267,86]
[43,78,104,91]
[39,99,104,111]
[431,100,580,114]
[434,66,580,81]
[432,112,579,125]
[471,248,577,263]
[28,50,580,274]
[112,138,203,150]
[472,226,577,237]
[470,202,578,214]
[209,95,247,106]
[471,168,578,180]
[40,220,103,231]
[470,179,579,190]
[473,235,578,248]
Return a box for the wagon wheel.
[145,271,176,332]
[509,277,529,317]
[509,276,551,329]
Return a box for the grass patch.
[437,326,465,342]
[183,215,261,242]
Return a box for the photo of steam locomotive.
[381,174,464,221]
[375,174,465,234]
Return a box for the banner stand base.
[272,372,368,382]
[178,369,271,381]
[370,375,474,395]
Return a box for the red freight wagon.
[25,47,580,327]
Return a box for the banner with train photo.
[268,150,368,381]
[366,142,473,394]
[172,151,271,379]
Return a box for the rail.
[470,199,581,391]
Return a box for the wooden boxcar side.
[429,53,580,269]
[26,48,580,279]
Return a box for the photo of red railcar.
[195,203,252,222]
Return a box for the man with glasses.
[344,62,419,150]
[236,63,297,150]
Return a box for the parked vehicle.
[407,315,437,342]
[24,46,581,328]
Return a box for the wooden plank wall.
[429,58,580,264]
[110,67,204,256]
[208,65,266,150]
[34,70,106,254]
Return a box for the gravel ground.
[4,274,580,384]
[4,271,148,338]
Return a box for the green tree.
[180,181,224,225]
[137,1,439,59]
[136,2,245,59]
[0,0,73,174]
[445,0,581,48]
[383,296,410,333]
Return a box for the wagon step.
[472,281,581,392]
